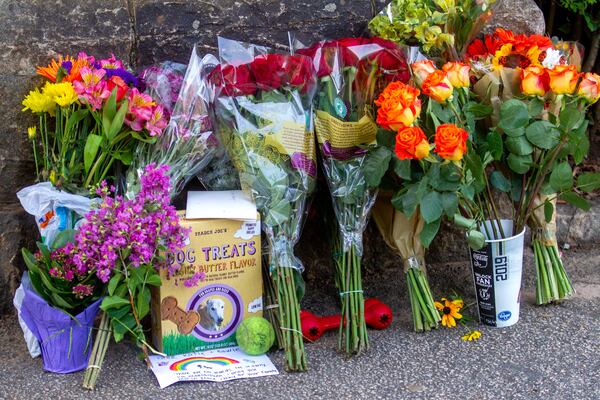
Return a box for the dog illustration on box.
[198,298,226,331]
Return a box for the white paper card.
[186,191,257,220]
[149,347,279,388]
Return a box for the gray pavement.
[1,247,599,400]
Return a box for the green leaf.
[559,191,590,211]
[102,89,118,137]
[549,162,573,192]
[131,131,159,144]
[101,296,131,311]
[136,287,151,320]
[504,127,526,137]
[393,158,412,180]
[420,218,441,248]
[364,146,392,188]
[490,171,511,192]
[525,121,560,150]
[505,135,534,156]
[559,105,584,132]
[487,131,503,160]
[145,273,162,287]
[544,200,554,223]
[376,128,395,150]
[499,99,529,131]
[420,191,443,223]
[465,102,492,118]
[108,100,129,142]
[441,192,458,216]
[507,154,532,174]
[112,151,134,166]
[293,270,305,302]
[576,172,600,193]
[568,119,590,164]
[84,134,103,173]
[66,109,89,132]
[108,273,122,296]
[528,98,544,116]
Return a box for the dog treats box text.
[152,191,262,356]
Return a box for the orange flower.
[547,65,579,95]
[411,60,436,86]
[520,65,549,97]
[442,62,470,88]
[577,73,600,104]
[434,124,468,161]
[422,70,454,103]
[37,54,89,83]
[395,126,430,160]
[375,81,422,131]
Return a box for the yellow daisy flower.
[435,298,463,327]
[22,88,55,114]
[462,330,481,341]
[42,82,78,107]
[27,126,37,140]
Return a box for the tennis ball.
[236,317,275,356]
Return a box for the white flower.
[542,49,562,69]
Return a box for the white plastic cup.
[469,220,525,328]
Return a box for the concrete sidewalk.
[1,248,599,400]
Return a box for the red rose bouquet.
[210,37,317,371]
[295,37,409,354]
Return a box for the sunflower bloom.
[435,298,463,327]
[462,330,481,341]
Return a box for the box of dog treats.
[151,191,263,356]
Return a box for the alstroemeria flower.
[145,105,167,136]
[73,66,110,110]
[125,88,156,131]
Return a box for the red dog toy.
[300,298,393,342]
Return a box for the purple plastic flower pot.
[19,281,102,374]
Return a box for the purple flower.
[73,284,94,299]
[74,164,189,285]
[104,67,139,87]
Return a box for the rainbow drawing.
[169,356,240,371]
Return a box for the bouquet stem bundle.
[211,37,317,370]
[530,196,573,304]
[82,312,111,389]
[297,37,410,354]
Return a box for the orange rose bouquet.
[466,29,600,305]
[373,63,493,332]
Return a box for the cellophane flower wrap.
[295,37,410,353]
[210,37,317,371]
[22,52,168,193]
[125,47,218,199]
[139,61,186,116]
[368,0,496,60]
[466,29,600,304]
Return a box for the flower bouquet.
[81,164,191,389]
[139,61,186,116]
[125,47,219,199]
[374,59,493,330]
[368,0,496,60]
[466,29,600,304]
[20,233,104,373]
[296,37,410,353]
[23,53,167,193]
[210,37,317,371]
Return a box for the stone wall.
[0,0,560,314]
